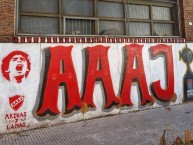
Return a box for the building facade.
[0,0,193,42]
[0,0,193,134]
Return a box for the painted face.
[8,55,28,78]
[2,51,31,84]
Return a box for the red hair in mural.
[1,51,31,83]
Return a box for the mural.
[0,48,36,133]
[36,44,177,117]
[0,43,192,134]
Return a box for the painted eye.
[12,58,18,61]
[20,58,26,61]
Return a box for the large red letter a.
[121,44,153,106]
[36,46,82,117]
[82,45,120,109]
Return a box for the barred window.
[17,0,179,36]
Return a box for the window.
[17,0,179,36]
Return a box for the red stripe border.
[13,36,186,43]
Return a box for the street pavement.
[1,103,193,145]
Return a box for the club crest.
[9,95,25,111]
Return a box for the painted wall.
[0,43,192,134]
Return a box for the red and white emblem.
[9,95,25,111]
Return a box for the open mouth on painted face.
[16,64,23,73]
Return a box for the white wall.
[0,43,191,134]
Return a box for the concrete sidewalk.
[1,103,193,145]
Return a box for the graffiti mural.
[35,44,177,117]
[0,49,34,133]
[0,43,192,134]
